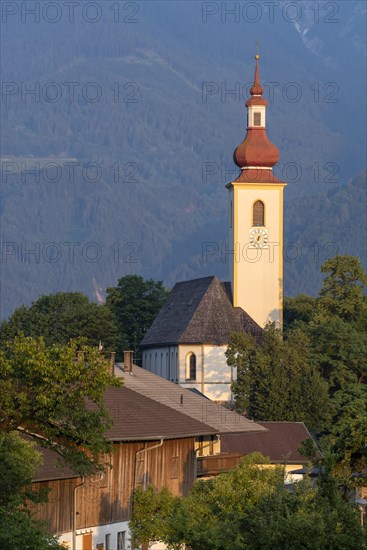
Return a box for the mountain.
[1,1,366,318]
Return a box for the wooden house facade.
[32,362,265,549]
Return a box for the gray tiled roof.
[141,276,261,347]
[116,365,266,435]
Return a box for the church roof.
[140,276,262,348]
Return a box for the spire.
[232,54,280,182]
[250,54,264,95]
[246,54,268,107]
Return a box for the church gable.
[180,277,261,344]
[141,276,216,347]
[141,276,262,349]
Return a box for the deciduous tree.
[0,292,119,352]
[0,334,121,475]
[106,275,169,358]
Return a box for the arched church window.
[254,112,261,126]
[186,352,196,381]
[253,200,265,226]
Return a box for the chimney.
[124,351,134,373]
[110,352,116,375]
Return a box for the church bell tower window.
[253,112,261,126]
[253,200,265,226]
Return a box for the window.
[186,352,196,380]
[254,112,261,126]
[105,534,111,550]
[117,532,126,550]
[253,200,265,226]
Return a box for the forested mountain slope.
[1,1,366,318]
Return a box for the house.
[32,358,266,549]
[196,421,322,483]
[142,55,286,402]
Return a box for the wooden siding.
[197,453,243,477]
[33,438,196,535]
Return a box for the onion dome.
[233,55,280,173]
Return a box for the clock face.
[249,228,268,248]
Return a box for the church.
[141,55,286,402]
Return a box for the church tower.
[227,55,286,328]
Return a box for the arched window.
[253,200,265,226]
[186,352,196,381]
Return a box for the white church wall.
[178,344,235,402]
[178,344,203,386]
[142,347,178,382]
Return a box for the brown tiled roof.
[141,276,261,347]
[103,386,217,441]
[33,445,77,482]
[221,422,321,464]
[115,365,266,435]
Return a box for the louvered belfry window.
[254,112,261,126]
[253,200,265,226]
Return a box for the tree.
[130,454,366,550]
[283,294,316,332]
[227,325,330,430]
[239,465,366,550]
[0,432,65,549]
[318,255,367,322]
[0,292,119,352]
[0,334,121,475]
[106,275,169,359]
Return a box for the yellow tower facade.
[227,56,286,328]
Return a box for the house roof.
[103,386,218,441]
[115,364,266,435]
[221,422,321,464]
[33,445,77,482]
[140,276,262,347]
[32,366,265,482]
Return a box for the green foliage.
[240,469,366,550]
[130,454,366,550]
[0,334,121,475]
[0,432,42,509]
[106,275,169,359]
[0,432,65,549]
[318,255,367,322]
[129,486,176,548]
[0,292,119,352]
[283,294,316,332]
[325,384,367,477]
[227,326,330,430]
